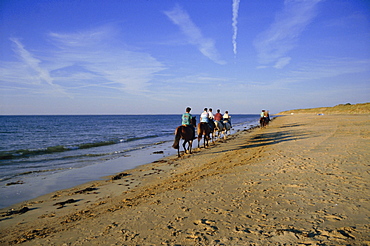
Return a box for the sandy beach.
[1,114,369,245]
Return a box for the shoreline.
[0,120,259,209]
[1,114,369,245]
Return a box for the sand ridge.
[0,114,369,245]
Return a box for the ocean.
[0,114,260,208]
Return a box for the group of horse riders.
[173,107,268,157]
[181,107,232,139]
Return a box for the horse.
[260,117,269,128]
[208,120,215,142]
[197,122,211,149]
[214,120,225,139]
[172,117,196,157]
[223,119,231,136]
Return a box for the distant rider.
[223,110,232,128]
[214,109,223,122]
[208,108,214,120]
[200,108,209,123]
[208,108,215,131]
[261,109,270,120]
[200,108,213,132]
[260,110,266,118]
[260,109,270,126]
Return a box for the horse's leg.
[189,140,192,154]
[197,123,201,148]
[183,140,187,154]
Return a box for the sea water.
[0,114,260,208]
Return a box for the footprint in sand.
[193,219,218,235]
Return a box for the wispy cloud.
[274,57,291,69]
[251,57,370,91]
[254,0,322,68]
[232,0,241,56]
[3,38,69,96]
[164,5,226,65]
[49,28,166,95]
[284,57,370,82]
[1,26,166,97]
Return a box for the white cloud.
[254,0,322,67]
[281,57,370,83]
[49,29,166,95]
[274,57,291,69]
[232,0,241,56]
[164,5,226,65]
[4,38,69,96]
[1,27,166,97]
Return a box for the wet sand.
[1,114,369,245]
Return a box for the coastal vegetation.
[277,102,370,115]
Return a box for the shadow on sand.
[204,123,310,155]
[240,129,309,149]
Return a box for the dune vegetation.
[277,102,370,115]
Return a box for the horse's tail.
[172,126,182,149]
[197,123,203,136]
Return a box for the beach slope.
[1,114,369,245]
[277,102,370,115]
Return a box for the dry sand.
[1,114,369,245]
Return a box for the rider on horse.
[200,108,214,132]
[200,108,209,123]
[260,110,266,118]
[182,107,195,139]
[223,110,232,128]
[260,110,270,119]
[213,109,224,137]
[260,109,270,127]
[214,109,222,122]
[208,108,215,131]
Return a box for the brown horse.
[260,117,269,128]
[172,117,196,157]
[197,122,211,148]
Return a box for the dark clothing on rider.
[208,120,215,132]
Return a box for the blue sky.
[1,0,369,115]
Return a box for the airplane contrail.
[232,0,241,56]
